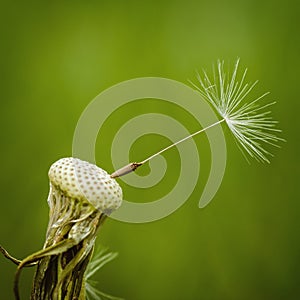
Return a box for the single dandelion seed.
[111,59,283,178]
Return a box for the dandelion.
[0,60,283,299]
[111,59,283,178]
[4,157,123,300]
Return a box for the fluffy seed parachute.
[191,59,284,163]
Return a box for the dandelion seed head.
[49,157,123,214]
[193,59,283,163]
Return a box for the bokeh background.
[0,0,299,299]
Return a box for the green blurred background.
[0,0,299,299]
